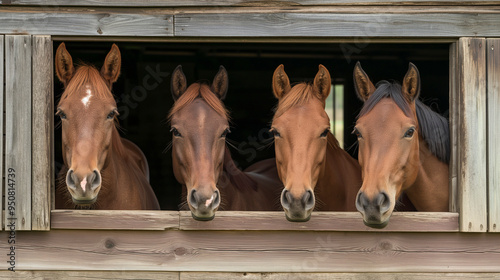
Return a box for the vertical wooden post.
[0,35,4,231]
[487,38,500,232]
[32,35,53,231]
[458,37,487,232]
[449,42,459,213]
[5,35,32,231]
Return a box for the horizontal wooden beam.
[4,0,500,7]
[2,271,500,279]
[51,210,179,230]
[3,229,500,272]
[179,211,459,232]
[175,12,500,37]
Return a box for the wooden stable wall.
[0,0,499,277]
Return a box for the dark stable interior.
[53,41,449,210]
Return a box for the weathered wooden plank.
[449,42,459,213]
[487,38,500,233]
[2,230,500,272]
[181,272,500,280]
[5,0,500,6]
[0,35,4,231]
[175,13,500,37]
[5,35,32,231]
[0,271,179,279]
[458,38,487,232]
[51,210,180,230]
[179,211,458,232]
[31,35,53,231]
[0,10,173,36]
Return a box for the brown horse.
[353,62,449,228]
[271,64,362,222]
[55,43,160,210]
[169,65,283,220]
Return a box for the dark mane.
[168,83,229,121]
[359,80,449,163]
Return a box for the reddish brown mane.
[168,83,229,121]
[273,83,325,121]
[58,65,113,106]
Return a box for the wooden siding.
[487,38,500,233]
[31,35,53,231]
[449,42,459,213]
[1,229,499,272]
[0,35,3,231]
[457,38,488,232]
[1,271,500,280]
[5,35,32,231]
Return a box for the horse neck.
[404,137,449,211]
[315,133,361,211]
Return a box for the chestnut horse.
[353,62,449,228]
[55,43,160,210]
[271,64,362,222]
[169,65,283,220]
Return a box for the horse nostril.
[66,170,77,189]
[377,191,391,213]
[356,191,369,212]
[91,170,101,191]
[281,189,291,209]
[212,190,220,209]
[189,190,198,209]
[303,190,315,210]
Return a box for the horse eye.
[171,127,182,137]
[270,128,281,138]
[56,110,67,120]
[404,127,416,138]
[107,110,118,120]
[352,128,362,139]
[320,129,330,138]
[221,128,231,138]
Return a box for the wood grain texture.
[31,35,53,231]
[0,271,179,279]
[51,210,180,230]
[175,13,500,37]
[458,38,487,232]
[5,0,500,6]
[5,35,32,231]
[0,35,3,231]
[179,211,459,232]
[180,272,500,280]
[1,229,499,272]
[0,10,173,36]
[487,38,500,233]
[449,42,459,213]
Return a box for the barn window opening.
[52,41,450,211]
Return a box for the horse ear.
[272,64,291,99]
[100,44,121,87]
[55,43,75,87]
[211,65,229,100]
[171,65,187,101]
[313,64,332,101]
[402,62,421,102]
[353,61,376,102]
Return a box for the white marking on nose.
[82,88,92,108]
[205,194,215,207]
[81,177,87,192]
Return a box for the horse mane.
[273,83,324,120]
[58,64,113,105]
[223,146,258,192]
[168,83,229,121]
[358,80,449,163]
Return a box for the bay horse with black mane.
[353,62,449,228]
[271,64,362,222]
[169,65,283,221]
[55,43,160,210]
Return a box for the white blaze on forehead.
[81,177,87,192]
[82,86,92,108]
